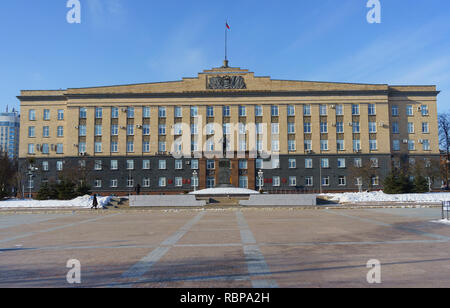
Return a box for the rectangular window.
[289,159,297,169]
[322,177,330,187]
[354,158,362,168]
[305,176,313,187]
[191,124,198,135]
[207,160,216,170]
[42,144,49,154]
[80,108,87,119]
[58,110,64,120]
[111,125,119,136]
[126,160,135,170]
[421,105,429,116]
[191,159,199,170]
[127,176,134,188]
[287,105,295,116]
[143,107,151,118]
[304,122,311,133]
[56,144,64,154]
[79,142,86,154]
[288,122,295,134]
[273,176,280,187]
[175,107,182,118]
[158,142,166,152]
[95,125,102,136]
[338,176,346,186]
[408,123,414,134]
[369,139,377,151]
[288,140,296,151]
[42,161,49,171]
[371,158,379,168]
[337,158,346,168]
[95,160,102,171]
[407,105,413,116]
[392,105,399,117]
[29,110,36,121]
[95,108,103,119]
[289,177,297,187]
[239,106,246,117]
[337,140,345,151]
[422,122,429,133]
[255,105,263,117]
[271,106,279,117]
[320,140,328,151]
[28,144,35,154]
[352,122,360,133]
[57,161,63,171]
[143,178,151,188]
[111,142,118,153]
[352,104,360,115]
[175,177,183,187]
[127,125,134,136]
[143,160,151,170]
[159,124,166,136]
[143,124,150,136]
[320,122,328,134]
[271,139,280,152]
[111,160,118,170]
[190,106,198,117]
[110,179,118,188]
[369,122,377,133]
[143,142,150,153]
[43,109,50,121]
[111,107,119,119]
[304,140,312,151]
[223,106,231,117]
[336,104,343,116]
[28,126,35,138]
[321,158,329,168]
[206,106,214,117]
[422,140,430,151]
[305,158,313,169]
[368,104,376,115]
[127,141,134,153]
[79,125,86,137]
[392,122,399,134]
[239,176,248,189]
[271,123,279,135]
[393,140,400,151]
[353,140,361,152]
[57,126,64,137]
[127,107,135,119]
[319,104,327,116]
[304,105,311,116]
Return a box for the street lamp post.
[258,170,264,193]
[193,170,198,192]
[27,166,38,199]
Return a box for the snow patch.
[321,191,450,204]
[431,219,450,225]
[0,195,112,209]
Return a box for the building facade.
[18,64,441,195]
[0,108,20,160]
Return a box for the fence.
[442,201,450,220]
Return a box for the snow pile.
[190,187,260,195]
[321,191,450,204]
[0,195,112,209]
[431,219,450,225]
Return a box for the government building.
[18,62,441,195]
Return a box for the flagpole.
[225,20,228,61]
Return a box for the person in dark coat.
[135,184,141,196]
[92,194,98,209]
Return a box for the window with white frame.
[289,176,297,187]
[255,105,263,117]
[159,160,166,170]
[143,107,151,118]
[289,158,296,169]
[304,105,311,116]
[273,176,280,187]
[143,159,151,170]
[337,158,346,168]
[175,160,183,170]
[111,160,118,170]
[143,178,151,188]
[287,105,295,116]
[271,105,279,116]
[126,160,134,170]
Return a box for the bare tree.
[348,158,381,191]
[439,113,450,189]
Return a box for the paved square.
[0,207,449,288]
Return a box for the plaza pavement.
[0,207,449,288]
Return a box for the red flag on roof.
[226,22,230,30]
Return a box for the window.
[289,159,297,169]
[127,141,134,153]
[421,105,429,116]
[95,108,102,119]
[271,139,280,152]
[95,160,102,171]
[191,140,198,152]
[408,140,415,151]
[80,108,87,119]
[352,122,360,133]
[79,142,86,154]
[392,122,399,134]
[354,158,362,168]
[57,161,64,171]
[190,106,198,117]
[371,176,380,187]
[271,106,279,116]
[127,107,135,118]
[56,144,64,154]
[126,160,134,170]
[111,125,119,136]
[369,122,377,133]
[207,106,214,117]
[336,122,344,133]
[321,158,329,168]
[304,105,311,116]
[143,107,151,118]
[392,105,399,117]
[127,176,134,188]
[337,140,345,151]
[422,140,430,151]
[256,159,263,170]
[159,124,166,135]
[305,159,313,169]
[322,177,330,187]
[319,105,327,116]
[370,158,379,168]
[111,107,119,119]
[79,125,86,137]
[369,140,377,151]
[408,123,414,134]
[28,144,35,154]
[57,126,64,137]
[127,125,134,136]
[255,105,263,117]
[175,177,183,187]
[191,160,199,170]
[95,125,102,136]
[43,109,50,121]
[337,158,346,168]
[239,138,246,151]
[239,176,248,188]
[320,122,328,134]
[175,159,183,170]
[336,105,344,116]
[142,159,150,170]
[111,142,118,153]
[273,176,280,187]
[191,124,198,135]
[305,176,313,187]
[238,160,247,170]
[393,140,400,151]
[288,122,295,134]
[42,144,49,154]
[175,107,182,118]
[143,178,151,188]
[422,122,429,133]
[304,140,312,151]
[352,104,360,115]
[407,105,413,116]
[58,110,64,120]
[205,123,215,135]
[111,160,118,170]
[28,126,35,138]
[239,106,246,117]
[143,124,150,136]
[289,177,297,187]
[304,122,311,133]
[223,106,231,117]
[110,179,118,188]
[368,104,376,115]
[287,105,295,116]
[353,140,361,152]
[288,140,296,151]
[29,110,36,121]
[272,158,280,169]
[321,140,329,151]
[207,160,216,170]
[158,142,166,152]
[143,142,150,153]
[42,161,49,171]
[271,123,279,135]
[338,176,346,186]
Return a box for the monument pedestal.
[217,159,232,188]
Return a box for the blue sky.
[1,0,450,113]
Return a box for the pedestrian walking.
[92,194,98,209]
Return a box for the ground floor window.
[207,177,215,188]
[239,176,248,188]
